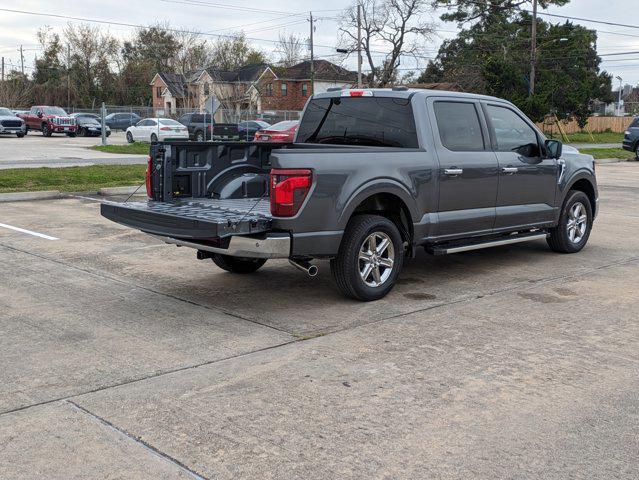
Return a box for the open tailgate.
[101,198,271,240]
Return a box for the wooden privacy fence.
[536,116,634,135]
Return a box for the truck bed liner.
[101,198,271,240]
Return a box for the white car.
[125,117,189,143]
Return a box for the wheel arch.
[339,183,417,246]
[565,175,597,216]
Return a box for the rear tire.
[330,214,404,301]
[547,190,593,253]
[635,143,639,161]
[42,124,51,137]
[126,131,134,143]
[211,254,267,274]
[195,130,205,142]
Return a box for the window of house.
[203,83,210,96]
[433,101,485,151]
[156,87,162,98]
[265,84,273,96]
[302,83,308,97]
[281,82,287,96]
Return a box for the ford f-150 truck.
[19,106,77,136]
[101,88,598,301]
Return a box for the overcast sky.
[1,0,638,88]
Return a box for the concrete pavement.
[0,131,146,169]
[1,162,638,478]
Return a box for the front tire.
[66,132,77,138]
[42,124,52,137]
[547,190,593,253]
[330,214,404,301]
[195,130,205,142]
[212,254,267,274]
[16,132,24,138]
[126,131,134,143]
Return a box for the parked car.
[70,113,111,137]
[102,88,598,301]
[19,106,77,137]
[11,109,29,116]
[105,112,141,131]
[238,120,270,141]
[254,120,299,143]
[622,116,639,160]
[0,107,26,137]
[125,118,189,143]
[177,113,239,141]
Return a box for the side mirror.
[37,111,43,118]
[545,139,562,159]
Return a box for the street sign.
[205,96,220,114]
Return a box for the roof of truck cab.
[313,88,512,104]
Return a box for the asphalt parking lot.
[1,162,638,479]
[0,131,146,169]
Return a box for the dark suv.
[622,117,639,160]
[177,113,239,141]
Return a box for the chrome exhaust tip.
[289,259,318,277]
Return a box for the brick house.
[150,60,358,116]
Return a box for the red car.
[254,120,299,143]
[19,106,77,137]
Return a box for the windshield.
[0,108,13,116]
[159,119,181,126]
[268,121,298,131]
[43,107,68,116]
[296,96,418,148]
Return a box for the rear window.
[297,97,418,148]
[268,121,298,131]
[159,119,181,126]
[433,101,484,151]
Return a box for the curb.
[0,190,62,202]
[98,185,145,196]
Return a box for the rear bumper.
[154,233,291,259]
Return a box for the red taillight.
[145,155,153,198]
[270,169,312,217]
[160,126,171,131]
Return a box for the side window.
[147,120,157,127]
[433,101,485,151]
[192,114,204,123]
[486,105,540,156]
[631,117,639,128]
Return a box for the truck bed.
[101,197,271,240]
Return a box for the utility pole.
[67,44,71,108]
[309,11,314,95]
[529,0,537,96]
[19,45,24,76]
[357,3,363,88]
[1,57,4,82]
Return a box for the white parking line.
[0,222,59,240]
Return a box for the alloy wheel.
[358,231,395,287]
[566,201,588,244]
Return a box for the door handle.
[444,168,463,176]
[502,167,518,174]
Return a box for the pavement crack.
[0,339,296,419]
[67,400,209,480]
[0,242,291,336]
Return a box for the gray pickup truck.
[102,88,598,301]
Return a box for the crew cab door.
[482,103,558,229]
[27,107,41,129]
[429,98,499,238]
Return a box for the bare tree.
[339,0,435,87]
[276,33,304,67]
[0,71,32,107]
[173,29,212,74]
